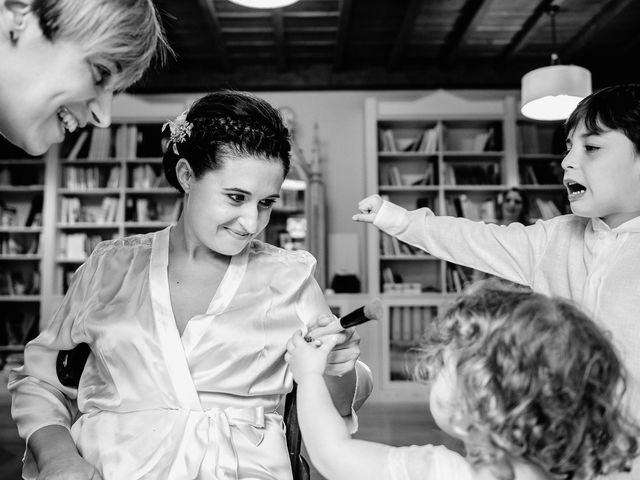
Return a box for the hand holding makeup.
[305,298,383,342]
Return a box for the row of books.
[379,124,498,153]
[59,233,111,261]
[62,165,121,190]
[445,194,497,222]
[520,162,563,185]
[389,305,437,342]
[384,164,435,186]
[517,123,565,155]
[0,233,39,255]
[380,232,429,257]
[130,164,166,190]
[125,197,182,223]
[441,163,501,185]
[379,124,441,153]
[0,195,43,227]
[59,196,119,224]
[64,125,141,160]
[1,311,39,347]
[0,166,45,186]
[0,269,40,296]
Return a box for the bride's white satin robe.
[9,226,370,479]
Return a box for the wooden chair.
[56,345,310,480]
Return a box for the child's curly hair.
[414,279,639,480]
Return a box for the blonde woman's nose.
[88,90,113,128]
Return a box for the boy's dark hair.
[163,90,291,194]
[566,84,640,153]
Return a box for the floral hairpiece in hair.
[163,111,193,155]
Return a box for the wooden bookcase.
[363,91,569,401]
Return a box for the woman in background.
[496,187,530,226]
[0,0,168,156]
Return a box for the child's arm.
[354,194,550,286]
[286,331,391,480]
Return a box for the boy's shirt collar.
[591,216,640,233]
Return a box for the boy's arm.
[371,200,551,285]
[297,368,391,480]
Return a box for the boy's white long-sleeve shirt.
[374,201,640,423]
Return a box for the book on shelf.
[87,127,112,159]
[106,166,121,189]
[0,269,40,295]
[2,311,39,347]
[66,130,90,160]
[533,198,562,220]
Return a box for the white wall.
[137,89,517,287]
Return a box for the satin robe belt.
[200,405,266,480]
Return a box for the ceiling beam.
[498,0,563,65]
[333,0,353,71]
[271,8,287,72]
[438,0,490,65]
[561,0,635,60]
[195,0,232,72]
[387,0,422,70]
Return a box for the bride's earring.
[9,14,26,45]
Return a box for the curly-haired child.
[286,280,639,480]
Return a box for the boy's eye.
[585,145,600,152]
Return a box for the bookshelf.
[364,90,571,400]
[54,122,183,295]
[0,139,47,365]
[516,119,570,222]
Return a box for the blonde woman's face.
[1,14,114,154]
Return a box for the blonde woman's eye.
[92,64,112,87]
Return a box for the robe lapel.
[149,226,201,409]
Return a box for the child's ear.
[175,158,195,193]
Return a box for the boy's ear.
[175,158,195,193]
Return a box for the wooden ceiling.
[133,0,640,93]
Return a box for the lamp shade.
[521,65,592,121]
[228,0,299,7]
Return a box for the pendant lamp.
[520,5,592,121]
[228,0,300,8]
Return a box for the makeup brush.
[305,298,383,341]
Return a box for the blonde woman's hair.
[31,0,170,89]
[414,279,639,480]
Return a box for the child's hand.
[352,194,384,223]
[285,330,337,383]
[307,313,361,377]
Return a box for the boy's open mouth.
[565,180,586,200]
